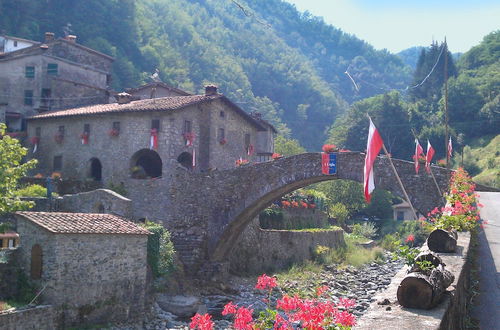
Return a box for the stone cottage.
[25,85,276,183]
[14,211,150,325]
[0,32,113,131]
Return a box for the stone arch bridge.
[128,152,452,274]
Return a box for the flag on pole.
[425,140,435,173]
[414,139,424,174]
[447,137,453,160]
[364,118,384,203]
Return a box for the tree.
[0,124,38,215]
[274,135,306,156]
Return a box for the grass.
[460,134,499,188]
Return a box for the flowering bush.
[219,138,227,145]
[437,159,447,167]
[412,154,426,163]
[281,200,291,208]
[108,128,120,137]
[51,172,61,179]
[423,168,482,231]
[322,144,338,153]
[271,153,282,160]
[405,234,415,244]
[190,274,357,330]
[291,201,299,208]
[235,158,249,166]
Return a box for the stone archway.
[130,149,163,179]
[177,152,193,169]
[89,157,102,181]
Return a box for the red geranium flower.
[255,274,277,291]
[189,313,214,330]
[405,234,415,243]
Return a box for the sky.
[284,0,500,53]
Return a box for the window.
[47,63,58,75]
[218,128,225,140]
[14,41,18,47]
[58,126,65,135]
[151,119,160,130]
[41,88,51,100]
[0,239,3,248]
[24,90,33,105]
[53,155,63,171]
[184,120,192,133]
[245,134,251,147]
[220,111,225,118]
[25,66,35,78]
[35,127,41,137]
[84,123,90,133]
[397,211,405,221]
[112,121,120,132]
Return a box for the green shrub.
[107,181,128,197]
[14,184,50,198]
[380,233,401,252]
[352,222,377,239]
[141,221,175,277]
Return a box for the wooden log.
[409,251,445,274]
[397,265,455,309]
[427,228,457,252]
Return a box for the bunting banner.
[364,118,384,203]
[150,129,158,150]
[321,152,337,175]
[414,139,424,174]
[425,140,435,173]
[80,132,89,145]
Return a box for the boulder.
[156,295,201,318]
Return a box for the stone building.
[392,201,422,220]
[26,85,276,184]
[14,211,150,325]
[0,32,113,131]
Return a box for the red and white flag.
[150,129,158,150]
[414,139,424,174]
[364,118,384,203]
[425,140,435,173]
[447,137,453,160]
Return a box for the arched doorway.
[130,149,163,178]
[31,244,43,279]
[89,158,102,181]
[177,152,193,169]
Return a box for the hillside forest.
[0,0,498,187]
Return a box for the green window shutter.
[25,66,35,78]
[24,90,34,105]
[47,63,58,75]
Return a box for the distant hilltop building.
[0,32,114,132]
[26,85,276,183]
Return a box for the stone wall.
[355,232,472,330]
[228,218,345,274]
[0,249,19,300]
[15,218,149,326]
[19,177,102,195]
[0,305,60,330]
[57,188,133,218]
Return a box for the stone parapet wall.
[229,218,345,274]
[0,305,60,330]
[355,232,472,330]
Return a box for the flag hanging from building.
[447,137,453,160]
[425,140,435,173]
[192,148,196,167]
[150,129,158,150]
[414,139,424,174]
[364,118,384,203]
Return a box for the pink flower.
[222,301,237,315]
[405,234,415,243]
[234,306,254,330]
[335,310,356,327]
[255,274,277,291]
[315,285,329,297]
[277,294,302,311]
[338,297,356,309]
[189,313,214,330]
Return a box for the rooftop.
[16,212,150,235]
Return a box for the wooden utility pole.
[444,38,450,170]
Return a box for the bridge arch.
[207,152,450,262]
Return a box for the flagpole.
[428,166,446,205]
[381,144,419,220]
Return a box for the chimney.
[44,32,55,43]
[204,84,218,96]
[66,35,77,43]
[115,92,133,104]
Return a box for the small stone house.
[26,85,276,184]
[0,32,113,131]
[15,211,150,325]
[0,231,19,249]
[392,201,421,220]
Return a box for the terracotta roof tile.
[16,212,150,235]
[28,94,221,120]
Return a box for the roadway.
[474,192,500,329]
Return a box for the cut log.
[427,229,457,252]
[409,251,445,274]
[397,265,455,309]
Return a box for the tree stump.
[397,265,455,309]
[409,251,445,274]
[427,229,457,252]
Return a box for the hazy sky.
[284,0,500,53]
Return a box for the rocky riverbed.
[112,254,403,329]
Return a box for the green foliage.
[380,233,401,252]
[13,184,49,198]
[394,245,419,268]
[362,189,394,219]
[15,270,38,304]
[352,222,377,239]
[0,124,38,215]
[141,221,175,277]
[316,180,365,217]
[329,203,349,226]
[107,181,128,197]
[274,135,306,156]
[415,260,436,272]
